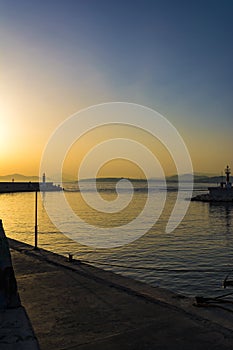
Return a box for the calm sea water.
[0,180,233,297]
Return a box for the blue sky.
[1,0,233,174]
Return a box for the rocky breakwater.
[192,187,233,202]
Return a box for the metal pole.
[34,191,38,249]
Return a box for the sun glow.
[0,116,10,149]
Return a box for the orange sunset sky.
[1,1,232,178]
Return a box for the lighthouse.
[42,173,46,183]
[192,164,233,201]
[225,165,231,188]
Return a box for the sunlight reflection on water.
[0,181,232,297]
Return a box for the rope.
[36,246,233,312]
[195,291,233,313]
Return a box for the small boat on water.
[63,188,80,192]
[192,165,233,202]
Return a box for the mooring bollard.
[0,219,21,309]
[68,253,73,262]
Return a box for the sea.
[0,180,233,298]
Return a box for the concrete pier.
[0,182,62,193]
[7,238,233,350]
[0,221,39,349]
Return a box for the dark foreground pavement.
[0,221,39,350]
[9,239,233,350]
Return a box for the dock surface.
[8,239,233,350]
[0,221,39,350]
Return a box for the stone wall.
[0,220,21,308]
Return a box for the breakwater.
[0,182,62,193]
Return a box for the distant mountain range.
[0,174,40,182]
[0,173,227,183]
[167,174,224,183]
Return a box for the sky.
[1,0,233,178]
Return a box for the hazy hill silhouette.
[0,174,39,182]
[0,173,226,183]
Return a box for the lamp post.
[34,190,38,250]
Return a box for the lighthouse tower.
[225,165,232,188]
[42,173,46,183]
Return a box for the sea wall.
[192,189,233,202]
[0,182,62,193]
[208,187,233,201]
[0,219,21,308]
